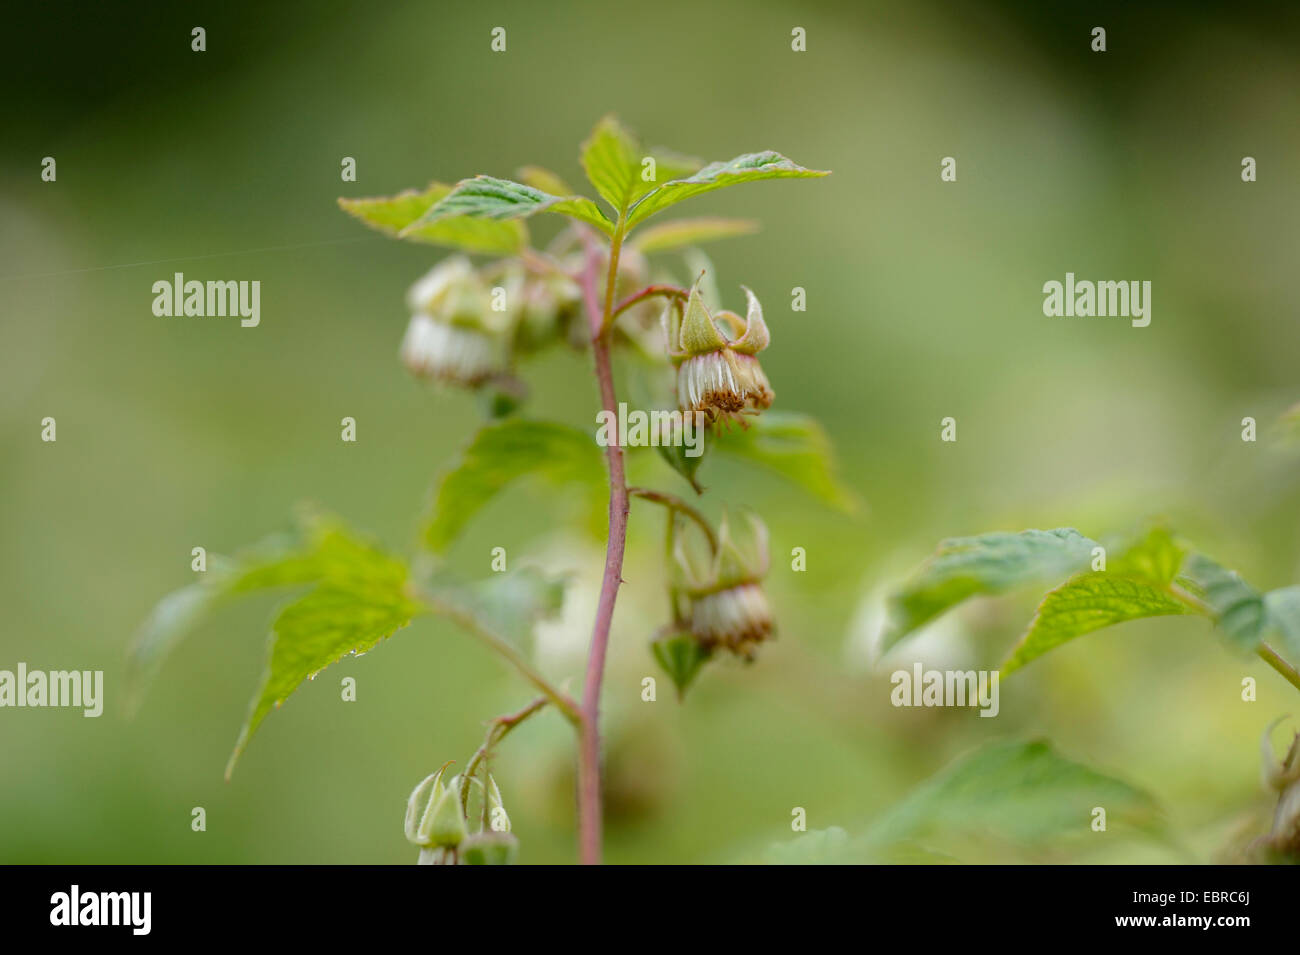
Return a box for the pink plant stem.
[576,226,629,864]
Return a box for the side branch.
[628,486,717,553]
[460,696,550,816]
[1258,643,1300,694]
[415,588,581,725]
[608,284,688,326]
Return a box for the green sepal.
[651,630,712,699]
[678,280,727,355]
[420,774,467,848]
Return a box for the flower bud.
[425,775,469,848]
[671,281,773,422]
[404,764,448,845]
[674,512,774,659]
[404,765,468,850]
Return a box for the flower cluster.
[398,246,668,393]
[404,763,518,865]
[395,243,783,697]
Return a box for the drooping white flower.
[400,313,500,386]
[400,256,503,387]
[669,280,773,422]
[674,512,774,659]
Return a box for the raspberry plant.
[129,117,843,864]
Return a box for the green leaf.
[1001,573,1195,676]
[1262,586,1300,663]
[127,518,351,706]
[226,526,423,777]
[709,411,859,513]
[423,418,605,553]
[131,509,574,779]
[999,526,1198,676]
[1107,524,1185,585]
[883,528,1097,652]
[862,740,1164,853]
[626,151,829,229]
[630,217,760,254]
[580,116,643,213]
[580,115,702,217]
[1179,553,1267,653]
[755,740,1166,863]
[651,631,712,699]
[127,582,222,708]
[402,176,611,236]
[337,183,526,254]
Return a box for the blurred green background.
[3,0,1300,863]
